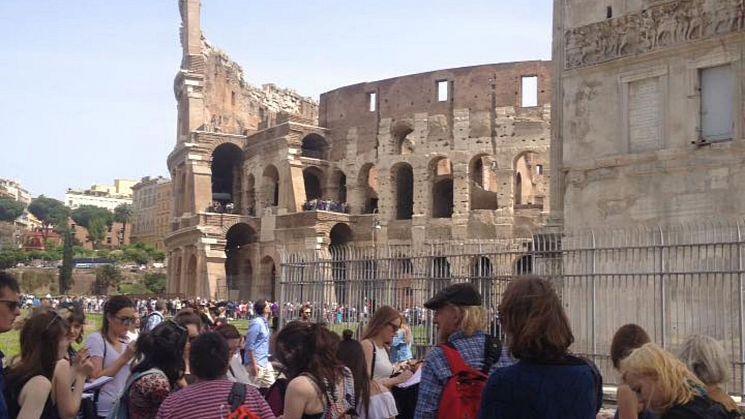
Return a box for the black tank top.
[4,374,60,419]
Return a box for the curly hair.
[499,277,573,362]
[274,321,344,384]
[132,321,188,385]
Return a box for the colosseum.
[166,0,552,299]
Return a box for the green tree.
[28,196,69,239]
[113,203,132,242]
[144,272,167,294]
[87,217,108,248]
[93,264,122,295]
[71,205,113,229]
[59,230,74,294]
[0,198,25,222]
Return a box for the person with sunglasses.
[0,272,22,419]
[5,309,93,419]
[86,295,137,418]
[361,305,413,389]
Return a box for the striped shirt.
[155,379,275,419]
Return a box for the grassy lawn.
[0,312,252,359]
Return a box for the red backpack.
[437,336,501,419]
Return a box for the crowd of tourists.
[0,270,740,418]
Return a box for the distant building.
[131,176,172,251]
[0,179,31,205]
[65,178,136,211]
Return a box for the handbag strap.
[228,382,246,412]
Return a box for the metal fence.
[279,221,745,396]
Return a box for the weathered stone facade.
[166,0,552,299]
[551,0,745,231]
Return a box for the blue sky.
[0,0,552,200]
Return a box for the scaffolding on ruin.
[279,220,745,396]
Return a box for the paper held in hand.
[397,367,421,388]
[84,376,114,392]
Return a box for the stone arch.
[330,223,354,246]
[260,256,277,301]
[469,154,498,210]
[431,257,452,290]
[303,166,324,202]
[391,120,415,155]
[471,256,494,303]
[211,143,243,212]
[225,223,257,300]
[429,157,454,218]
[515,254,533,275]
[391,163,414,220]
[358,163,378,214]
[330,223,353,304]
[245,174,256,216]
[186,254,197,297]
[301,134,328,159]
[261,165,280,208]
[172,254,182,293]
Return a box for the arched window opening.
[514,152,543,208]
[338,172,347,203]
[260,256,277,301]
[470,155,498,210]
[211,143,243,213]
[301,134,329,160]
[359,164,379,214]
[430,158,454,218]
[330,223,353,305]
[225,223,257,300]
[262,165,280,208]
[515,254,533,275]
[303,167,323,202]
[392,123,415,155]
[392,164,414,220]
[186,255,197,297]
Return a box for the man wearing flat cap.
[413,283,508,419]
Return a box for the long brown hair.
[499,277,574,362]
[274,321,345,384]
[7,311,68,390]
[361,305,400,341]
[337,333,370,418]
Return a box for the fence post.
[737,222,745,397]
[658,225,666,349]
[591,230,597,365]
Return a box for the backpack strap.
[228,381,246,412]
[369,340,377,377]
[481,334,502,374]
[440,344,471,375]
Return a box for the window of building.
[368,92,376,112]
[521,76,538,107]
[437,80,449,102]
[536,164,544,175]
[700,65,734,143]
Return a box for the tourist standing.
[678,335,740,416]
[274,321,355,419]
[215,324,251,384]
[86,295,137,418]
[0,272,22,419]
[610,324,657,419]
[125,321,188,419]
[479,277,601,418]
[244,299,275,388]
[173,309,202,386]
[414,283,503,419]
[621,343,730,418]
[142,301,165,333]
[361,306,413,389]
[390,317,413,363]
[155,332,274,419]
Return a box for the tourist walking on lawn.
[479,277,601,419]
[414,283,503,419]
[155,332,274,419]
[86,295,137,418]
[0,272,22,419]
[244,299,275,388]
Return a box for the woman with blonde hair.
[678,335,740,416]
[620,343,730,418]
[360,306,413,388]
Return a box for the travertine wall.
[166,0,553,299]
[551,0,745,230]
